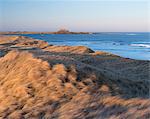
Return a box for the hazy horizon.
[0,0,149,32]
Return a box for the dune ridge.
[0,35,149,119]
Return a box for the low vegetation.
[0,35,149,119]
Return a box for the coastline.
[0,35,140,59]
[1,33,149,61]
[0,35,149,118]
[0,35,149,81]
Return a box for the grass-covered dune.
[0,35,149,119]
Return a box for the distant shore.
[0,31,90,35]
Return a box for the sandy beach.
[0,35,149,118]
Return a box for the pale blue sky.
[0,0,149,32]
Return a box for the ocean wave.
[132,41,150,44]
[130,44,150,48]
[126,33,137,35]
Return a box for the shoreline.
[0,35,149,80]
[0,35,134,60]
[0,35,149,82]
[1,34,149,61]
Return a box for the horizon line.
[0,31,150,33]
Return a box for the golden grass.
[44,45,94,54]
[0,51,149,119]
[0,35,149,119]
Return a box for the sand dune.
[0,35,149,119]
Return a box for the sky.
[0,0,149,32]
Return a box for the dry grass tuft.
[44,45,94,54]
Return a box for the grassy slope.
[0,35,149,119]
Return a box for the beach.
[0,35,149,118]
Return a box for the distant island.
[0,29,90,35]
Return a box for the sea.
[19,32,150,60]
